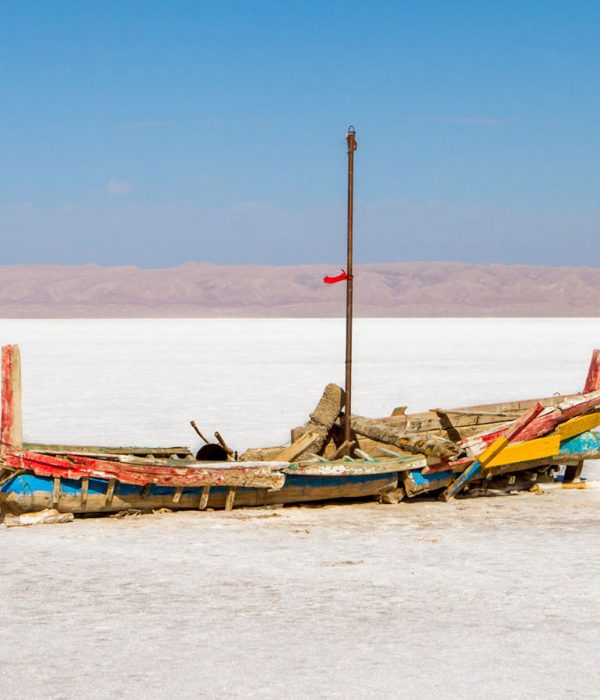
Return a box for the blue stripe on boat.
[1,470,392,499]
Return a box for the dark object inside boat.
[196,443,229,461]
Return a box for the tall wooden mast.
[344,127,357,444]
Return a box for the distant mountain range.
[0,262,598,317]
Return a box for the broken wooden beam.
[351,415,460,459]
[295,384,345,459]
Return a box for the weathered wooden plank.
[484,435,560,468]
[556,412,600,440]
[24,444,193,458]
[276,431,321,462]
[583,349,600,393]
[239,445,287,462]
[4,451,286,490]
[432,408,514,417]
[378,394,578,435]
[1,344,22,457]
[285,456,424,476]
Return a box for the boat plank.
[485,435,560,468]
[556,411,600,440]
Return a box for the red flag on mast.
[323,268,349,284]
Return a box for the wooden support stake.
[214,431,234,457]
[563,460,584,483]
[172,486,183,504]
[190,420,210,444]
[225,487,236,511]
[199,486,210,510]
[1,344,22,458]
[105,478,116,506]
[141,483,152,499]
[53,476,61,507]
[81,477,89,509]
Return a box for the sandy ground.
[1,485,599,699]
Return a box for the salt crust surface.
[0,318,599,698]
[1,490,599,698]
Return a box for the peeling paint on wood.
[3,451,286,490]
[583,349,600,393]
[1,344,22,456]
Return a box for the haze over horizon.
[2,1,599,268]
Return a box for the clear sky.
[1,1,599,267]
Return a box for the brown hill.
[0,262,598,317]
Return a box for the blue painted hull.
[0,470,398,515]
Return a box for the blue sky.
[1,1,599,267]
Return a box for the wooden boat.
[0,465,406,516]
[0,345,419,515]
[1,343,600,519]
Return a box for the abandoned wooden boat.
[1,342,600,519]
[0,345,421,515]
[0,459,412,516]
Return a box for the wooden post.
[584,349,600,393]
[225,487,236,511]
[563,460,584,483]
[105,478,116,506]
[53,476,61,507]
[81,477,89,509]
[344,127,357,446]
[199,486,210,510]
[1,344,23,458]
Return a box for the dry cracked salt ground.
[1,486,599,699]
